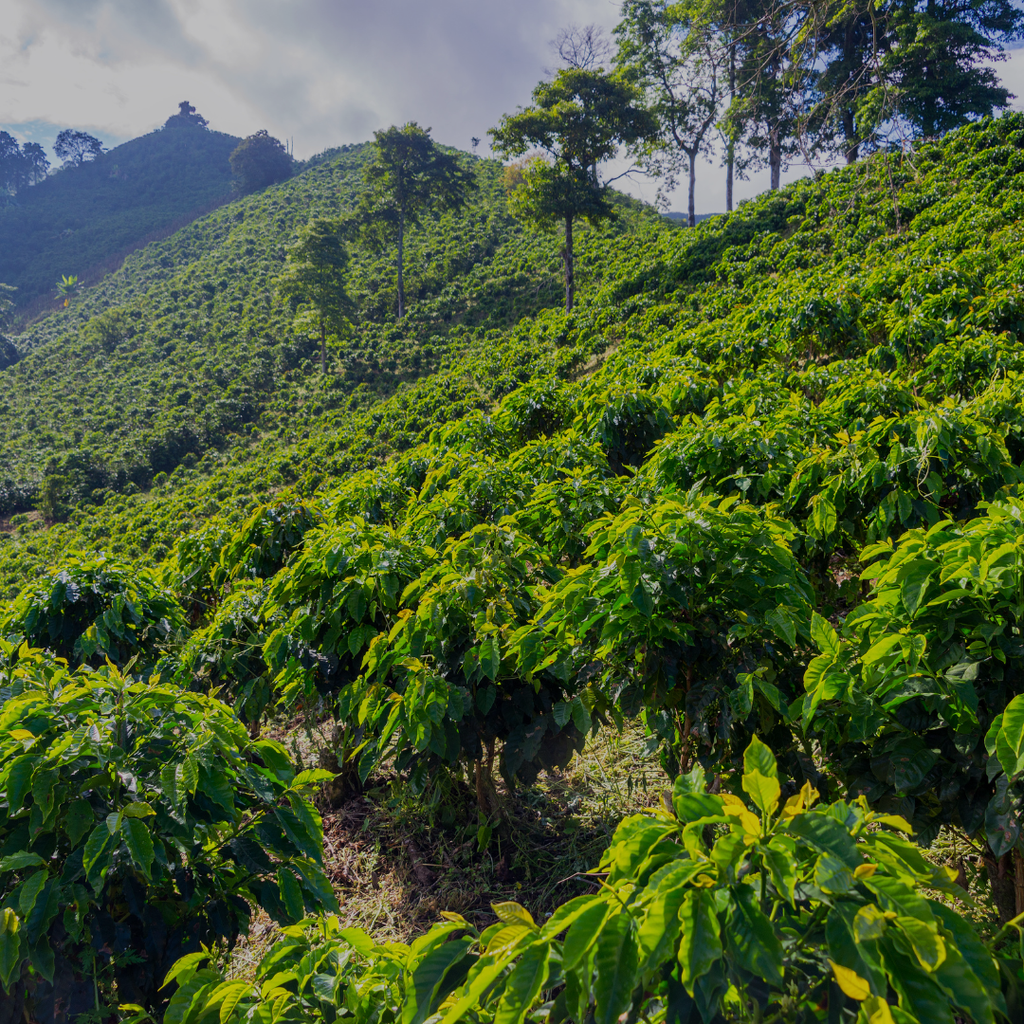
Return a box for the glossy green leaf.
[678,889,721,991]
[562,899,610,970]
[405,937,474,1024]
[122,817,155,879]
[727,886,783,986]
[495,940,550,1024]
[0,852,45,873]
[0,909,22,992]
[592,910,639,1024]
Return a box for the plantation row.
[3,116,1024,1020]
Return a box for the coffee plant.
[0,640,337,1019]
[169,738,1010,1024]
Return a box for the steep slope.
[3,117,1024,1024]
[0,123,240,312]
[1,114,1022,609]
[0,144,654,519]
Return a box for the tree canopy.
[355,122,475,319]
[229,130,293,194]
[54,129,104,168]
[163,100,210,130]
[490,68,656,311]
[277,218,355,374]
[616,0,725,225]
[886,0,1024,138]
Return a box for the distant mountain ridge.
[664,211,721,223]
[0,124,240,314]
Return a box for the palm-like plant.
[55,273,79,307]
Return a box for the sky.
[2,0,1024,215]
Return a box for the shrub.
[0,559,186,670]
[0,642,337,1018]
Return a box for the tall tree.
[885,0,1023,138]
[19,143,50,186]
[356,123,475,319]
[727,0,814,190]
[0,132,20,194]
[229,130,293,194]
[813,0,891,162]
[552,23,616,69]
[0,283,17,371]
[0,283,14,331]
[164,101,210,130]
[54,129,103,168]
[490,69,657,312]
[277,219,354,375]
[616,0,726,226]
[719,0,751,210]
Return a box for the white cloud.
[0,0,620,153]
[1,0,1021,215]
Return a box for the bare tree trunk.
[1015,848,1024,917]
[563,215,575,313]
[843,109,859,163]
[688,151,697,228]
[726,42,735,213]
[726,150,734,213]
[769,128,781,190]
[986,851,1018,923]
[397,210,405,319]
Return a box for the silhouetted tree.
[0,132,19,193]
[164,101,210,130]
[54,129,104,168]
[553,23,616,70]
[229,130,293,194]
[19,143,50,185]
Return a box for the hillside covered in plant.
[4,112,1024,1022]
[0,120,244,313]
[0,141,601,522]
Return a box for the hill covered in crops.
[3,114,1024,1022]
[0,140,631,521]
[0,121,241,313]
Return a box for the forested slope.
[0,124,242,310]
[4,116,1024,1022]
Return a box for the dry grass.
[227,718,668,977]
[230,714,1009,979]
[316,720,668,941]
[925,826,1003,939]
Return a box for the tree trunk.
[769,128,781,190]
[986,851,1018,923]
[1016,849,1024,917]
[843,108,859,163]
[688,151,697,229]
[726,43,736,213]
[397,210,405,319]
[726,148,734,214]
[563,215,575,313]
